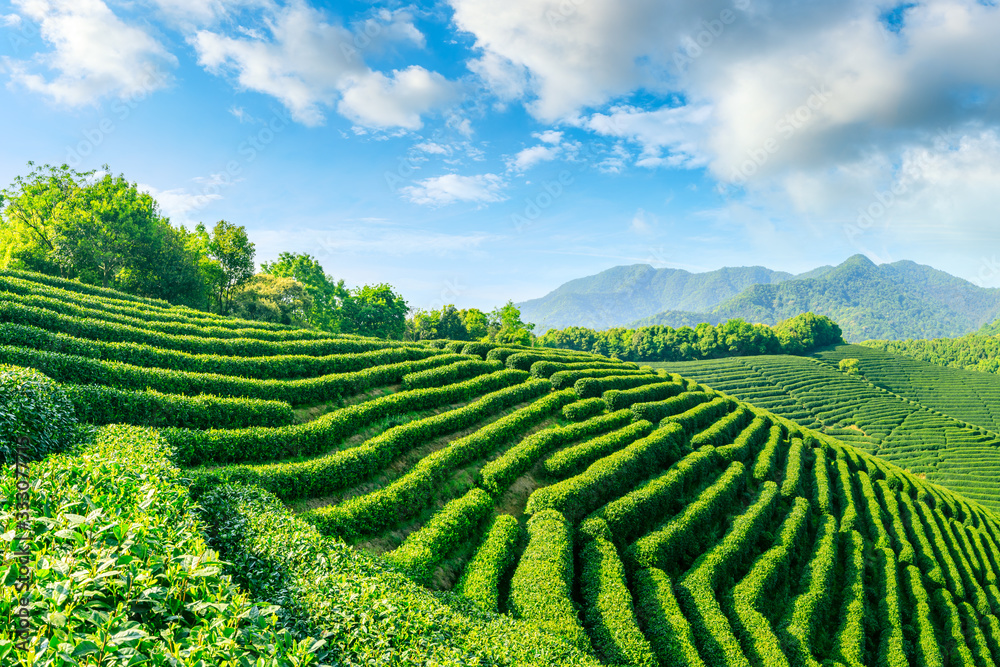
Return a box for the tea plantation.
[5,271,1000,666]
[654,348,1000,511]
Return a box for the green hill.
[634,255,1000,341]
[862,334,1000,375]
[517,264,791,332]
[653,345,1000,509]
[6,271,1000,666]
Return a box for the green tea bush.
[479,410,632,496]
[0,365,78,464]
[170,368,529,467]
[387,488,495,586]
[65,384,294,429]
[602,381,684,411]
[577,518,657,667]
[541,420,656,480]
[562,397,607,421]
[632,568,706,667]
[455,514,523,613]
[0,425,327,666]
[525,422,686,523]
[0,321,436,379]
[197,484,603,667]
[507,509,592,654]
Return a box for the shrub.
[573,373,665,399]
[603,381,684,411]
[65,384,294,429]
[0,425,327,666]
[562,397,606,421]
[169,368,530,468]
[632,568,706,667]
[403,358,503,389]
[525,422,686,523]
[455,514,523,613]
[507,509,592,654]
[303,388,574,539]
[386,488,495,586]
[630,390,710,424]
[480,410,632,496]
[577,519,657,667]
[541,421,656,480]
[196,484,603,666]
[0,365,78,464]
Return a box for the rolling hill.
[521,255,1000,341]
[517,264,792,332]
[652,344,1000,509]
[6,271,1000,665]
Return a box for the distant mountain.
[516,264,792,332]
[630,255,1000,341]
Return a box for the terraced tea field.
[654,348,1000,509]
[6,271,1000,666]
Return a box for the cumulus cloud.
[338,66,458,130]
[452,0,1000,239]
[192,2,457,128]
[139,183,222,224]
[401,173,507,206]
[5,0,175,106]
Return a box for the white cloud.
[338,66,458,130]
[191,2,456,129]
[630,208,656,235]
[401,173,507,206]
[414,141,450,155]
[139,183,221,224]
[6,0,175,106]
[508,144,559,172]
[535,130,563,144]
[452,0,1000,246]
[150,0,269,26]
[581,104,712,169]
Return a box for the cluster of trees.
[0,163,408,338]
[406,301,535,345]
[862,335,1000,376]
[535,312,843,362]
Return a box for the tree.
[261,252,348,331]
[206,220,255,314]
[461,308,489,340]
[232,274,312,325]
[342,283,409,339]
[0,163,214,304]
[487,301,535,346]
[0,162,87,277]
[839,358,861,376]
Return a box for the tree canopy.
[536,312,843,361]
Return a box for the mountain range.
[517,254,1000,341]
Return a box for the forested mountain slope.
[634,255,1000,341]
[517,264,792,332]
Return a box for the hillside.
[653,345,1000,509]
[862,334,1000,375]
[6,272,1000,665]
[517,264,791,332]
[521,255,1000,340]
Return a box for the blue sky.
[2,0,1000,312]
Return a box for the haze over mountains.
[518,255,1000,341]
